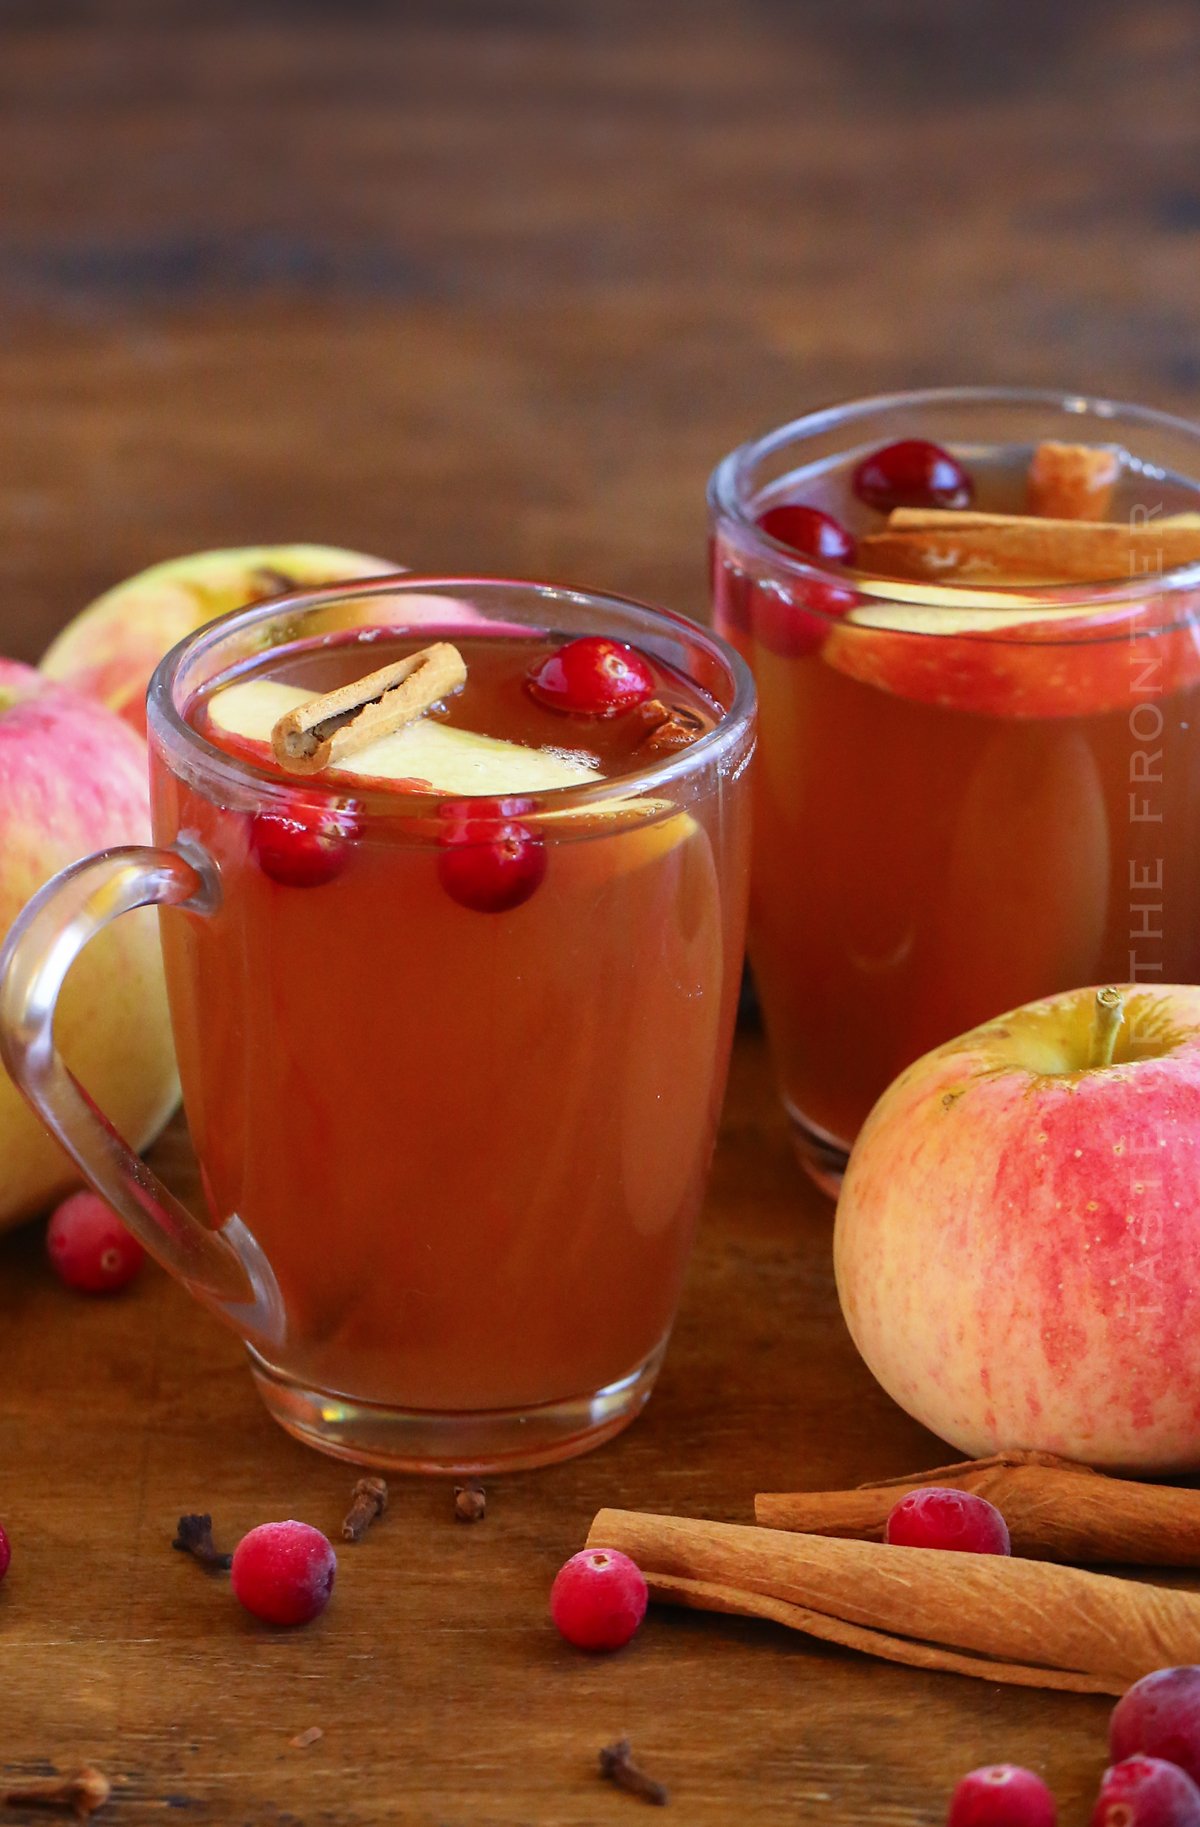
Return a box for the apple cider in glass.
[148,581,753,1470]
[710,389,1200,1190]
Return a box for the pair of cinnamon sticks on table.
[589,1453,1200,1694]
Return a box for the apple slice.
[823,582,1200,719]
[206,678,603,794]
[206,676,702,878]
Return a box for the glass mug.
[0,578,754,1471]
[710,387,1200,1192]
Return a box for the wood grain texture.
[1,1039,1121,1826]
[2,0,1198,1819]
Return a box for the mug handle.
[0,845,279,1337]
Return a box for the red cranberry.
[758,502,857,566]
[1112,1669,1200,1786]
[550,1547,648,1652]
[438,804,546,913]
[947,1764,1057,1827]
[886,1487,1011,1556]
[749,503,860,656]
[0,1524,10,1584]
[1092,1756,1200,1826]
[527,636,654,717]
[251,803,356,888]
[230,1521,336,1627]
[46,1192,144,1294]
[853,438,974,513]
[752,577,857,659]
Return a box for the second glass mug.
[0,578,755,1472]
[710,386,1200,1193]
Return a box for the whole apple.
[41,544,395,735]
[835,983,1200,1473]
[0,663,178,1229]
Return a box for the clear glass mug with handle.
[0,577,755,1472]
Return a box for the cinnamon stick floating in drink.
[587,1507,1200,1694]
[1027,441,1122,520]
[271,641,466,775]
[858,511,1200,584]
[756,1452,1200,1567]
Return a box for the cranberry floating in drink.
[710,388,1200,1190]
[526,635,655,715]
[0,579,754,1471]
[852,437,974,512]
[758,503,857,566]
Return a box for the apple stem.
[1092,986,1125,1069]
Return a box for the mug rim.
[708,384,1200,612]
[146,572,756,821]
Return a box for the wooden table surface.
[3,2,1200,1821]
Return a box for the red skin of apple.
[834,983,1200,1473]
[823,593,1200,720]
[40,547,400,736]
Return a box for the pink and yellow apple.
[0,663,179,1228]
[835,983,1200,1472]
[41,545,396,735]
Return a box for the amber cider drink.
[150,583,752,1469]
[710,390,1200,1189]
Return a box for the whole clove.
[635,699,705,756]
[599,1739,668,1807]
[3,1767,111,1818]
[342,1476,389,1542]
[453,1481,486,1524]
[171,1513,232,1570]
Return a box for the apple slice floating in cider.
[821,502,1200,719]
[822,583,1200,720]
[206,677,604,795]
[204,673,703,873]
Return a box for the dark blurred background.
[4,0,1199,653]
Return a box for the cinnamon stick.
[756,1452,1200,1566]
[650,1572,1115,1694]
[271,642,466,775]
[1027,441,1122,520]
[858,512,1200,584]
[588,1507,1200,1691]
